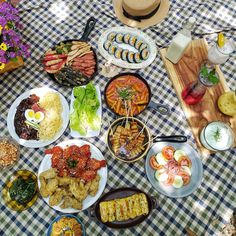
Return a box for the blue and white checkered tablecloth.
[0,0,235,235]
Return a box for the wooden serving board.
[160,39,236,155]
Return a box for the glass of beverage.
[200,121,235,151]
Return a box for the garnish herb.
[67,159,78,168]
[117,87,135,100]
[200,65,219,84]
[213,127,221,142]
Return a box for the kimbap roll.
[139,43,148,52]
[123,34,131,44]
[127,51,135,63]
[107,32,116,41]
[129,36,137,47]
[103,40,112,51]
[108,45,117,55]
[114,48,123,59]
[121,49,129,61]
[134,53,142,63]
[140,49,149,60]
[135,40,144,50]
[115,33,124,43]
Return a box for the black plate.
[45,17,98,87]
[104,72,169,117]
[89,187,157,228]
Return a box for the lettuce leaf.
[70,82,100,135]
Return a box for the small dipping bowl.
[200,121,235,151]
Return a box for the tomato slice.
[162,146,175,160]
[178,156,192,168]
[165,174,175,186]
[150,156,164,170]
[178,170,191,185]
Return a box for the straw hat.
[113,0,170,28]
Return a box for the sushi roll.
[135,39,144,50]
[103,40,112,51]
[108,45,117,55]
[139,43,148,52]
[134,53,142,63]
[127,51,135,63]
[114,48,123,59]
[123,34,131,44]
[121,49,129,61]
[129,36,137,47]
[107,32,116,41]
[140,49,149,60]
[115,33,124,43]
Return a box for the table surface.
[0,0,235,235]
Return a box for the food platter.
[46,214,86,236]
[2,170,38,212]
[70,84,102,138]
[89,187,157,228]
[7,87,69,148]
[145,142,203,198]
[38,139,107,213]
[98,27,157,69]
[43,17,98,87]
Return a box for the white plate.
[70,85,102,138]
[98,27,157,69]
[145,142,203,198]
[7,87,69,148]
[38,139,107,213]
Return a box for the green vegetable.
[70,82,100,135]
[213,127,221,142]
[67,159,78,168]
[9,177,36,205]
[56,42,72,54]
[117,87,135,100]
[25,120,39,130]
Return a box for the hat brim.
[113,0,170,28]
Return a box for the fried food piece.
[88,174,100,196]
[49,188,66,206]
[57,176,73,186]
[39,176,50,198]
[99,201,109,223]
[40,168,57,179]
[60,196,82,210]
[69,180,88,201]
[46,178,58,195]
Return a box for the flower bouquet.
[0,1,30,74]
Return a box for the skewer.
[142,134,160,147]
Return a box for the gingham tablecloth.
[0,0,235,235]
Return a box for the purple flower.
[8,51,16,58]
[0,16,7,27]
[0,56,7,63]
[0,50,6,56]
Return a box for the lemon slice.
[217,33,225,48]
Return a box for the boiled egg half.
[25,109,44,123]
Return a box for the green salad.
[70,82,100,135]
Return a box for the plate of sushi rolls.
[98,27,157,69]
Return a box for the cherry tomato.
[162,146,175,160]
[178,156,192,168]
[150,156,164,170]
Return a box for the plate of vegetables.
[70,82,101,137]
[98,27,157,69]
[145,143,203,198]
[2,170,38,211]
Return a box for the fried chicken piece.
[60,196,82,210]
[46,178,58,195]
[39,176,50,198]
[40,168,57,179]
[89,174,100,196]
[69,180,89,201]
[49,188,66,206]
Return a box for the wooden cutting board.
[160,39,236,155]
